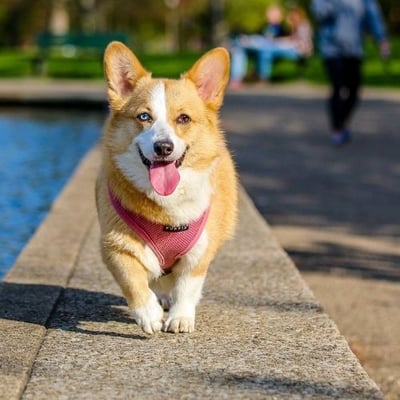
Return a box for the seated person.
[263,3,287,39]
[229,5,313,88]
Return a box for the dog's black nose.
[154,140,174,156]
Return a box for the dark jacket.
[311,0,387,58]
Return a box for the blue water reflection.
[0,109,103,278]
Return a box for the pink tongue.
[149,162,180,196]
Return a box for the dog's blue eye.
[177,114,191,124]
[137,112,152,122]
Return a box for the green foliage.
[0,0,398,50]
[44,57,104,79]
[225,0,281,34]
[0,50,203,80]
[137,53,204,78]
[0,0,50,47]
[0,50,33,76]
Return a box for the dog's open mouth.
[138,146,187,196]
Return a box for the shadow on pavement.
[0,281,147,340]
[224,93,400,281]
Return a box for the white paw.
[163,305,196,333]
[131,293,164,334]
[163,316,195,333]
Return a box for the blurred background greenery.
[0,0,399,86]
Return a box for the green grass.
[0,49,202,80]
[137,53,203,78]
[0,50,34,77]
[1,38,400,88]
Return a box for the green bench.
[33,32,128,75]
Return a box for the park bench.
[33,32,128,75]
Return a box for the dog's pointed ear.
[184,47,230,110]
[104,41,149,110]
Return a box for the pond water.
[0,108,104,279]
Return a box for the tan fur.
[96,42,238,334]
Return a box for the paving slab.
[0,144,383,399]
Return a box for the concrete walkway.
[1,79,398,398]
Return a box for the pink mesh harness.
[109,189,209,272]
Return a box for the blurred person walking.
[311,0,390,146]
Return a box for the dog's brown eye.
[137,112,152,123]
[176,114,191,124]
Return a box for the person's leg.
[341,57,362,126]
[324,57,345,131]
[229,45,248,86]
[323,57,352,145]
[256,48,275,80]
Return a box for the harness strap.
[108,189,209,271]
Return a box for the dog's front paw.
[164,316,195,333]
[163,306,195,333]
[131,293,164,334]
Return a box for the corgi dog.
[96,42,238,334]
